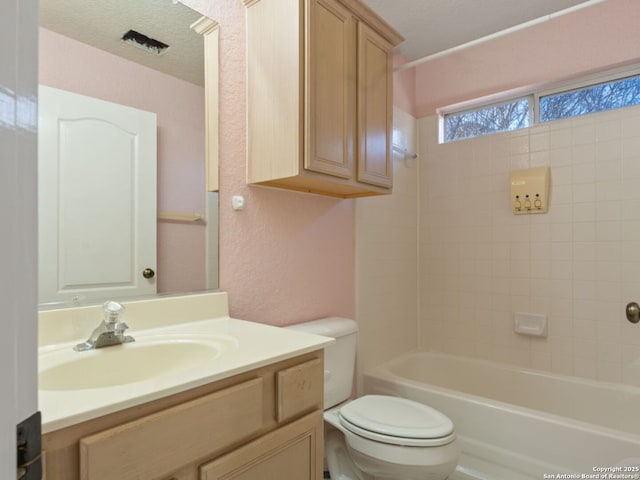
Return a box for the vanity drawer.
[79,378,264,480]
[276,358,323,423]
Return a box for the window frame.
[439,64,640,143]
[440,95,534,143]
[534,65,640,124]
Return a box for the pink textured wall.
[39,28,207,294]
[393,54,416,117]
[184,0,355,325]
[415,0,640,117]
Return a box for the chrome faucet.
[74,301,135,351]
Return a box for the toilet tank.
[285,317,358,409]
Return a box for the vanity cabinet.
[41,351,324,480]
[244,0,403,198]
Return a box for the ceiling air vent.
[121,30,169,55]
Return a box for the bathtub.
[363,352,640,480]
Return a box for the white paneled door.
[38,86,158,305]
[0,0,39,477]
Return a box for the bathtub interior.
[363,352,640,480]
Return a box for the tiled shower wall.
[355,107,419,393]
[419,106,640,387]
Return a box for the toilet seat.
[338,395,456,447]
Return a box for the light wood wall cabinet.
[42,351,324,480]
[244,0,403,198]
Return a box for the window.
[440,67,640,143]
[443,97,531,142]
[539,74,640,122]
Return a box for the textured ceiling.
[39,0,204,86]
[40,0,600,84]
[362,0,596,61]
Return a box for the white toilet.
[286,318,459,480]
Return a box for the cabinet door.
[200,411,323,480]
[80,378,264,480]
[357,22,393,188]
[306,0,356,179]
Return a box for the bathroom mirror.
[38,0,218,308]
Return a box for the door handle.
[142,268,155,279]
[626,302,640,324]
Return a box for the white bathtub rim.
[383,350,640,396]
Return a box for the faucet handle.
[103,301,125,324]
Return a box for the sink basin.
[39,335,236,391]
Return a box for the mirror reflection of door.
[38,0,219,306]
[38,85,157,306]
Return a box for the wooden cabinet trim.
[356,21,393,188]
[245,0,303,184]
[244,0,403,45]
[192,17,220,192]
[334,0,403,45]
[305,0,355,180]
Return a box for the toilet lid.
[339,395,454,442]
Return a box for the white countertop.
[38,293,333,433]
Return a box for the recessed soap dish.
[514,312,547,337]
